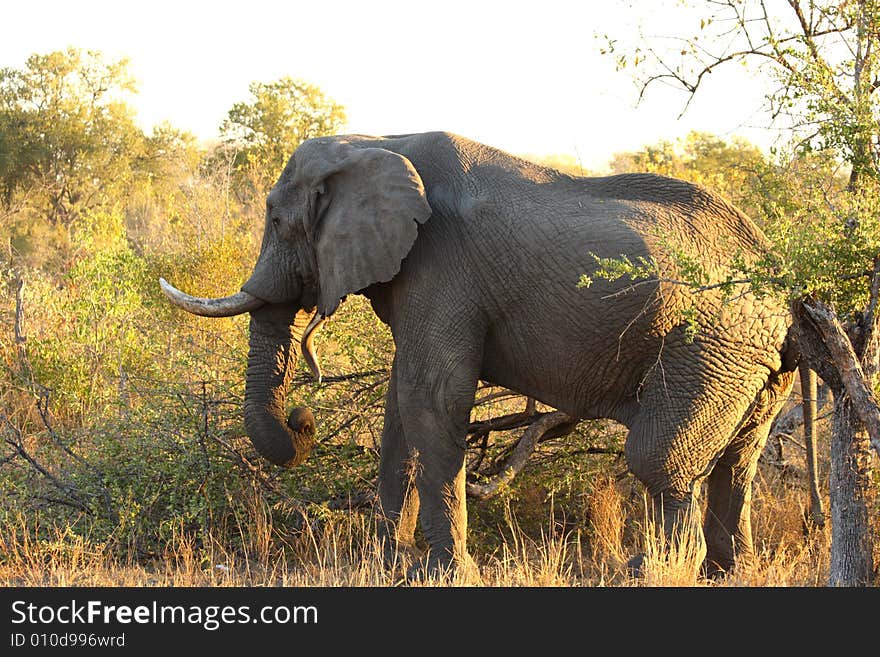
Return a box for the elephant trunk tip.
[280,407,317,467]
[244,402,318,468]
[288,406,316,443]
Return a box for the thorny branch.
[4,276,119,518]
[1,413,91,514]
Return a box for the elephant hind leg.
[703,369,795,577]
[624,388,766,577]
[624,416,711,578]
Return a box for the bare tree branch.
[1,414,91,514]
[803,297,880,458]
[860,256,880,375]
[466,411,575,501]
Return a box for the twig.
[291,368,388,385]
[324,490,375,511]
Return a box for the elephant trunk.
[244,309,317,467]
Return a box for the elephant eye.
[271,215,280,227]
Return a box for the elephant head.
[160,136,432,467]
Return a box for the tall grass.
[0,466,834,587]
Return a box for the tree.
[123,122,207,251]
[608,131,777,219]
[0,48,141,226]
[219,77,346,201]
[608,0,880,585]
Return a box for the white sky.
[2,0,786,171]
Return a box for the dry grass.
[0,467,838,587]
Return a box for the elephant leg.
[376,364,421,569]
[626,479,706,578]
[703,370,795,576]
[702,427,764,577]
[393,346,480,580]
[624,402,722,576]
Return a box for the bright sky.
[2,0,785,172]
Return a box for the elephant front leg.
[409,448,468,580]
[624,488,706,578]
[395,362,477,581]
[376,368,421,570]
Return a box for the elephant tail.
[780,326,800,373]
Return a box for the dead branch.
[291,368,389,386]
[467,409,552,438]
[13,277,32,382]
[473,389,522,406]
[860,256,880,374]
[800,365,825,527]
[0,414,91,514]
[768,382,830,442]
[325,490,375,511]
[466,411,575,501]
[14,278,25,344]
[803,296,880,458]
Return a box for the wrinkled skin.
[162,131,797,579]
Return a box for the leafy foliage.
[0,49,139,221]
[219,77,347,201]
[0,49,359,559]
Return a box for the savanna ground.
[1,49,878,588]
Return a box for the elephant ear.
[305,143,433,316]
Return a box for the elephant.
[160,130,800,579]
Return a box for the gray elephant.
[160,131,798,578]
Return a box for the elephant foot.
[405,551,456,583]
[702,549,753,581]
[701,558,732,581]
[703,532,752,580]
[627,551,714,583]
[380,539,420,576]
[404,549,479,585]
[625,553,646,579]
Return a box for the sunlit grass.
[0,467,834,587]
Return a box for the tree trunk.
[800,366,825,527]
[793,299,877,586]
[828,394,875,586]
[802,298,880,457]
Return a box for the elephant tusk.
[301,310,328,383]
[159,278,265,317]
